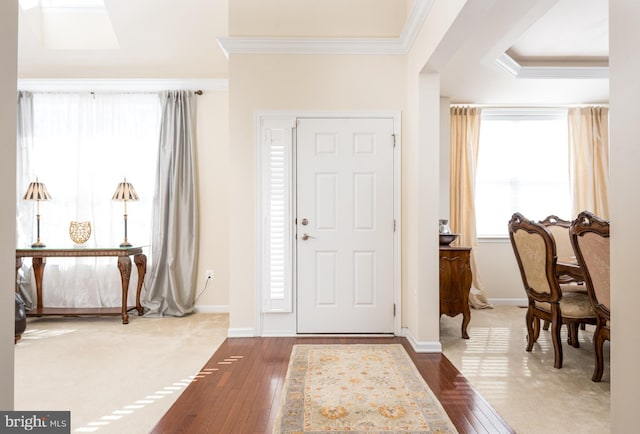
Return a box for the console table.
[439,246,472,339]
[15,247,146,324]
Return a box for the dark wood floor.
[151,337,514,434]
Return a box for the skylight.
[41,0,105,8]
[19,0,119,50]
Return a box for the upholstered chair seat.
[534,291,595,318]
[559,282,587,294]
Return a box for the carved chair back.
[539,215,574,259]
[509,213,561,303]
[569,211,610,319]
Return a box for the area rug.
[273,344,458,433]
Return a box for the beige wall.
[610,0,640,430]
[0,0,18,410]
[229,0,408,37]
[194,90,230,309]
[227,53,406,332]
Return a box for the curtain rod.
[17,79,228,93]
[450,103,609,108]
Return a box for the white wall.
[609,1,640,431]
[0,0,18,410]
[401,0,467,347]
[439,97,451,219]
[475,241,525,303]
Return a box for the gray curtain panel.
[16,91,34,310]
[143,90,198,316]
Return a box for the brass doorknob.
[301,233,315,241]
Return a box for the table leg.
[133,254,146,316]
[32,257,46,312]
[117,256,132,324]
[15,257,22,293]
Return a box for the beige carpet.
[441,305,610,434]
[14,313,228,434]
[273,344,457,433]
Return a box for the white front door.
[296,118,395,333]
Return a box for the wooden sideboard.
[439,246,472,339]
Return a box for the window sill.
[478,236,510,244]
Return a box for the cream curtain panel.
[568,107,610,219]
[450,106,492,309]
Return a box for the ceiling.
[438,0,609,105]
[17,0,609,104]
[508,0,608,62]
[18,0,229,78]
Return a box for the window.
[259,119,294,312]
[17,92,160,307]
[475,109,570,237]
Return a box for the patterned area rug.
[273,344,458,433]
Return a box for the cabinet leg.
[461,309,470,339]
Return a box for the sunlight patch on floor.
[72,361,239,432]
[21,328,77,340]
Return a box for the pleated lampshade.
[112,178,139,201]
[23,178,52,201]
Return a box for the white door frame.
[255,111,402,336]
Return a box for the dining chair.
[539,215,585,287]
[569,211,610,382]
[539,215,573,258]
[539,215,587,331]
[508,212,597,369]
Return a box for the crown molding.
[399,0,434,52]
[17,78,229,92]
[217,0,434,57]
[495,52,609,79]
[217,37,405,56]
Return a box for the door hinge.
[393,219,396,232]
[392,134,396,147]
[393,303,396,317]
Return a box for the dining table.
[556,256,585,282]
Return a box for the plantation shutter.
[260,119,294,312]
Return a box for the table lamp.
[23,177,52,248]
[112,177,139,247]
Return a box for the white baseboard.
[486,298,528,306]
[401,328,442,353]
[193,304,230,313]
[227,327,256,338]
[261,330,297,337]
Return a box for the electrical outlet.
[206,269,214,280]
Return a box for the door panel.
[296,118,394,333]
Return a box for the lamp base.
[31,241,46,248]
[120,241,133,248]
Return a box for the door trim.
[255,111,402,336]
